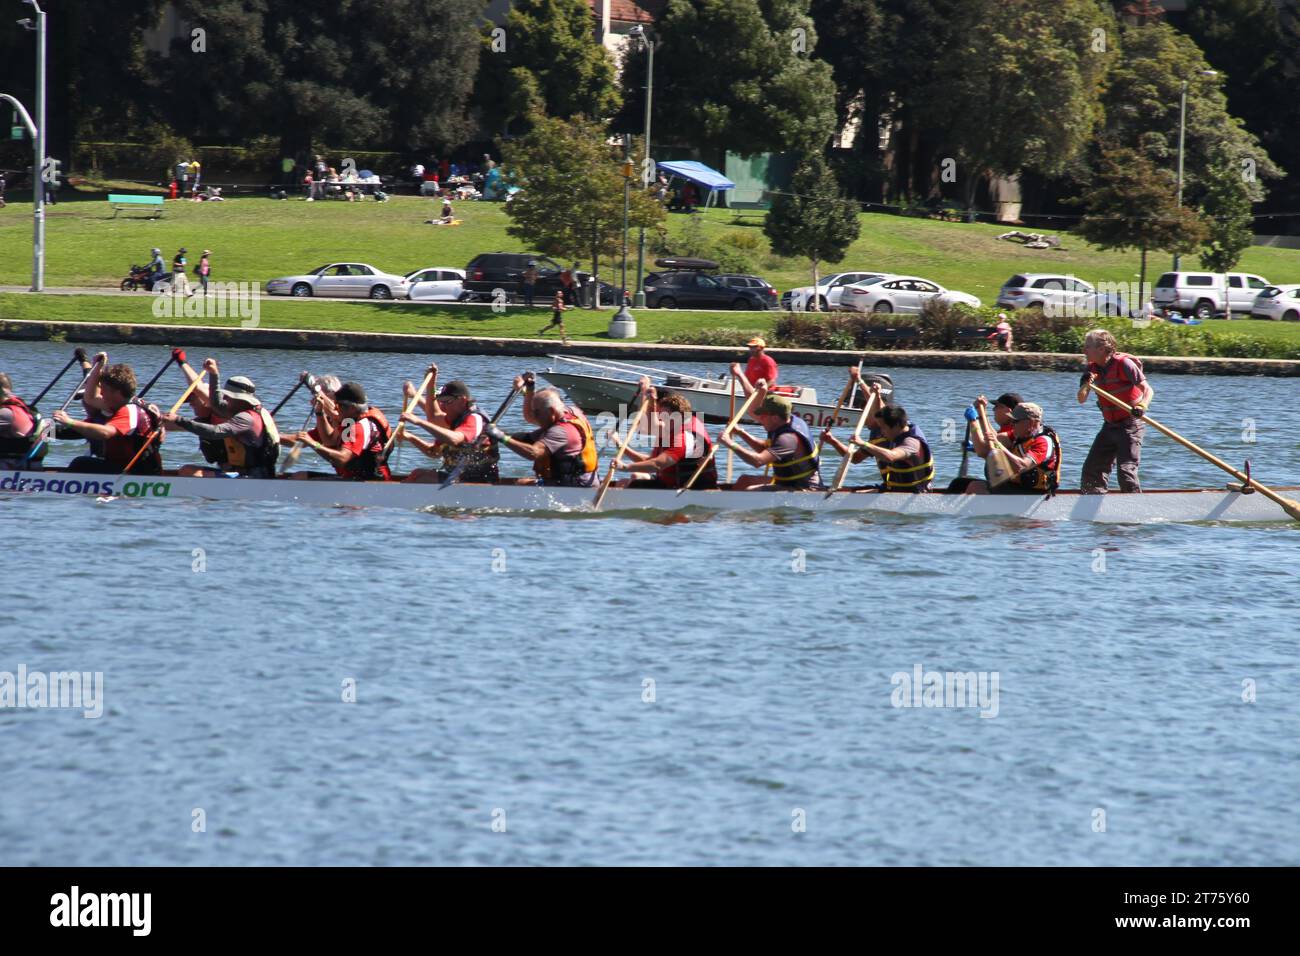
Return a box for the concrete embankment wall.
[3,319,1298,377]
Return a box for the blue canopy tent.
[655,160,735,210]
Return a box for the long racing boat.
[1,469,1294,523]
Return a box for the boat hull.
[1,470,1293,523]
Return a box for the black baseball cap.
[335,382,368,405]
[993,392,1023,410]
[437,380,471,400]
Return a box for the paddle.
[975,400,1017,489]
[136,351,185,401]
[122,372,209,474]
[440,383,524,488]
[278,375,325,475]
[826,390,879,496]
[29,348,86,409]
[957,405,978,479]
[681,386,762,494]
[1088,382,1300,521]
[382,370,435,460]
[270,371,312,417]
[813,371,857,461]
[593,393,651,510]
[725,374,736,484]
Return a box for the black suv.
[643,271,772,310]
[462,252,622,304]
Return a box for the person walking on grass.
[171,247,191,296]
[539,290,571,345]
[195,250,212,295]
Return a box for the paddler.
[53,360,164,474]
[614,377,717,489]
[729,335,778,396]
[0,372,46,470]
[158,358,280,478]
[398,374,499,483]
[963,399,1061,495]
[287,381,392,481]
[820,385,934,493]
[171,348,229,470]
[719,391,822,490]
[1077,328,1153,493]
[485,386,599,487]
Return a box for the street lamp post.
[1172,69,1217,272]
[14,2,46,291]
[630,25,654,309]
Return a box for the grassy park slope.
[3,193,1300,296]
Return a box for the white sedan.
[405,267,467,302]
[1251,284,1300,321]
[265,263,411,299]
[840,275,981,314]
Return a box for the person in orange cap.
[730,336,779,397]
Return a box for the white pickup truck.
[1151,271,1271,320]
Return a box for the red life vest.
[0,395,43,462]
[657,414,716,489]
[1091,352,1145,424]
[340,407,392,481]
[107,400,163,474]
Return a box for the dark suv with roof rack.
[462,252,618,305]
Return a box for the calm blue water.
[1,340,1297,865]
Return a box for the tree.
[502,115,665,306]
[1072,145,1208,301]
[1098,18,1281,200]
[648,0,837,155]
[476,0,621,134]
[764,152,861,306]
[917,0,1113,215]
[155,0,486,156]
[1196,154,1255,272]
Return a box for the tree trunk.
[811,259,821,312]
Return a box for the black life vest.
[442,405,499,482]
[867,424,934,493]
[1010,425,1062,495]
[341,407,392,481]
[112,400,164,475]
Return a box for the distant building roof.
[590,0,666,24]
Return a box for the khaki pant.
[171,270,190,295]
[1081,418,1144,493]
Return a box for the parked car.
[1151,271,1270,320]
[265,263,410,299]
[715,273,780,307]
[405,267,466,302]
[840,275,981,313]
[642,270,773,310]
[783,272,891,311]
[997,273,1096,313]
[1250,284,1300,321]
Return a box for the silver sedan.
[265,263,411,299]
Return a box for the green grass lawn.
[0,291,778,342]
[6,291,1299,355]
[5,191,1300,294]
[2,192,1299,353]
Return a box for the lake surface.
[1,339,1297,865]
